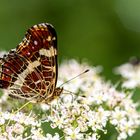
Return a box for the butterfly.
[0,23,63,103]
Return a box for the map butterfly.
[0,23,63,103]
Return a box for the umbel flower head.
[115,57,140,89]
[0,58,140,140]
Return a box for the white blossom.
[115,61,140,88]
[64,127,84,140]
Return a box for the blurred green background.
[0,0,140,139]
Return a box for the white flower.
[40,103,50,111]
[86,133,99,140]
[13,123,24,134]
[115,62,140,88]
[87,107,110,132]
[0,117,5,125]
[110,107,127,125]
[31,127,46,140]
[0,135,7,140]
[46,133,60,140]
[64,127,83,140]
[117,119,136,140]
[117,132,128,140]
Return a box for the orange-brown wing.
[0,23,58,102]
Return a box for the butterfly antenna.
[59,69,89,87]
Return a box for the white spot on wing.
[39,47,56,57]
[47,36,51,41]
[52,37,56,40]
[33,25,38,28]
[34,40,38,45]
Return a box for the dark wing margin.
[46,24,58,87]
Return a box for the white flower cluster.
[0,110,60,140]
[115,60,140,89]
[0,58,140,140]
[44,59,140,140]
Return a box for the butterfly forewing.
[0,23,62,103]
